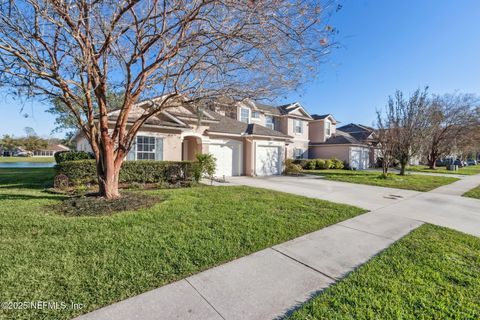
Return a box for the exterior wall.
[309,119,336,144]
[309,145,351,162]
[244,138,254,176]
[286,140,309,159]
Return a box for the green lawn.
[463,185,480,199]
[289,224,480,319]
[306,169,459,192]
[0,168,365,320]
[0,156,55,163]
[407,164,480,176]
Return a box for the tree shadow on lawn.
[0,192,65,201]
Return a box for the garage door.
[209,141,242,177]
[350,148,369,170]
[256,145,281,176]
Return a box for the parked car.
[467,159,477,166]
[435,159,447,167]
[16,151,33,157]
[453,159,464,167]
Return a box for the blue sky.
[1,0,479,137]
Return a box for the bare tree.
[423,93,479,169]
[0,0,335,198]
[376,88,430,176]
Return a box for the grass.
[463,185,480,199]
[0,168,365,320]
[0,156,55,163]
[407,164,480,176]
[306,169,459,192]
[289,224,480,319]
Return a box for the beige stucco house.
[75,98,313,177]
[75,96,379,175]
[308,115,373,170]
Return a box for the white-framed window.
[294,119,303,134]
[325,121,331,136]
[294,148,304,159]
[127,135,163,161]
[252,111,260,119]
[265,115,274,130]
[240,107,250,123]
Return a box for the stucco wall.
[309,145,351,162]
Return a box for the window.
[252,111,260,119]
[265,116,274,130]
[294,119,303,134]
[325,121,331,136]
[127,136,163,161]
[294,148,304,159]
[136,136,156,160]
[240,107,250,123]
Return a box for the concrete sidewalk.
[76,175,480,320]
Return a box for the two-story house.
[309,115,372,169]
[75,96,303,178]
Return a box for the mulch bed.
[51,192,162,217]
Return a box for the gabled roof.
[337,123,376,142]
[207,112,291,139]
[241,100,312,119]
[310,130,366,146]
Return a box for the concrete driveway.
[226,175,421,211]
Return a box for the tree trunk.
[427,149,437,170]
[399,160,407,176]
[96,143,122,199]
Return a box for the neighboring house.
[221,99,312,160]
[75,98,293,177]
[33,144,70,157]
[309,116,372,170]
[336,123,380,166]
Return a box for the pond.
[0,162,56,168]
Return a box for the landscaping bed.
[306,169,459,192]
[0,168,365,319]
[289,224,480,319]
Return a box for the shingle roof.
[337,123,375,142]
[207,112,291,138]
[311,130,365,146]
[311,114,331,120]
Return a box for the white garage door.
[256,145,281,176]
[209,141,242,177]
[350,147,369,170]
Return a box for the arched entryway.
[182,136,202,161]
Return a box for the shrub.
[192,153,217,183]
[324,159,333,169]
[55,160,193,186]
[306,160,317,170]
[284,159,303,175]
[331,157,344,169]
[316,159,327,169]
[54,151,94,164]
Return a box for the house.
[335,123,380,166]
[33,144,70,157]
[75,97,304,177]
[308,116,372,170]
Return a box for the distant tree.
[24,127,37,137]
[0,1,335,199]
[18,136,48,152]
[423,93,479,169]
[377,88,430,175]
[0,134,18,152]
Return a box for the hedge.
[55,151,94,164]
[292,158,345,170]
[55,160,193,185]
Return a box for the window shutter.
[155,137,163,161]
[127,138,137,160]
